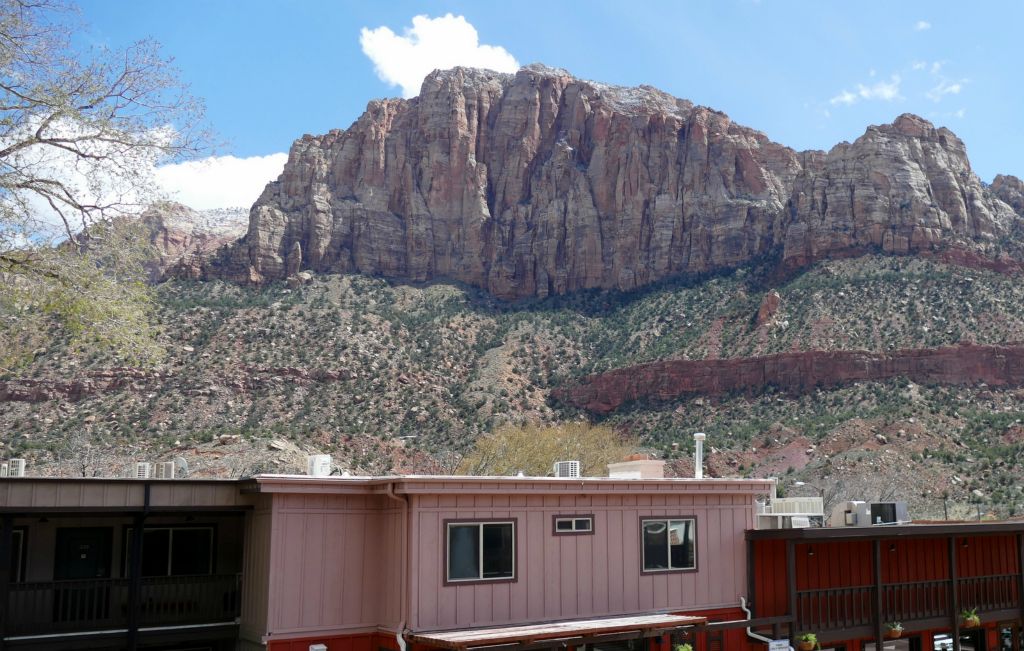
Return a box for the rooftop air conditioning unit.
[553,460,581,478]
[155,462,176,479]
[8,459,25,478]
[134,462,153,479]
[307,455,331,478]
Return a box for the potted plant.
[961,607,981,628]
[796,632,820,651]
[673,645,693,651]
[885,622,904,639]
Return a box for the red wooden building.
[748,522,1024,650]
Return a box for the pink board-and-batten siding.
[409,491,757,631]
[256,493,403,641]
[244,476,772,646]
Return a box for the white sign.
[768,641,790,651]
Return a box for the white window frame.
[445,520,516,583]
[554,516,594,533]
[641,517,696,572]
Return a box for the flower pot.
[797,642,816,651]
[885,629,903,639]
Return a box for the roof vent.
[134,462,153,479]
[553,460,581,478]
[307,454,331,477]
[1,459,26,478]
[155,462,176,480]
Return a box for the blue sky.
[76,0,1023,208]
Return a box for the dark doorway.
[54,527,113,580]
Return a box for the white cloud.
[912,61,927,71]
[830,74,902,106]
[954,108,966,118]
[154,153,288,210]
[360,14,519,99]
[926,78,968,102]
[914,20,932,31]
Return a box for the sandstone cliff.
[140,203,247,281]
[205,65,1023,298]
[555,343,1024,414]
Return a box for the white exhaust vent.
[307,454,331,477]
[693,432,705,479]
[155,462,176,479]
[9,459,25,478]
[553,460,581,478]
[134,462,153,479]
[1,459,26,478]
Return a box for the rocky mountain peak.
[197,65,1024,299]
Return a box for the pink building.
[0,469,777,651]
[242,473,774,651]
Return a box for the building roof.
[0,477,252,513]
[747,520,1024,541]
[406,613,707,650]
[247,473,775,496]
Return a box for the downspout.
[740,597,785,648]
[385,482,410,651]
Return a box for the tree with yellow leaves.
[459,422,637,477]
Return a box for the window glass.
[447,524,480,580]
[554,516,593,533]
[171,529,212,575]
[481,523,513,579]
[9,530,23,582]
[643,518,695,571]
[668,520,694,569]
[142,529,170,577]
[643,521,669,569]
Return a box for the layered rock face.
[555,343,1024,414]
[782,116,1020,268]
[207,65,1023,298]
[141,203,247,281]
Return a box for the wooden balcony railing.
[796,574,1020,632]
[796,585,874,630]
[5,574,241,637]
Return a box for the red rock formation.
[0,365,350,403]
[203,66,1024,299]
[554,343,1024,414]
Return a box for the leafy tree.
[0,0,209,369]
[459,422,637,477]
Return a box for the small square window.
[553,515,594,535]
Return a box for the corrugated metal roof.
[407,613,706,650]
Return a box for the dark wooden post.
[0,515,13,651]
[126,483,150,651]
[872,539,884,651]
[786,539,797,641]
[950,536,961,651]
[1017,534,1024,630]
